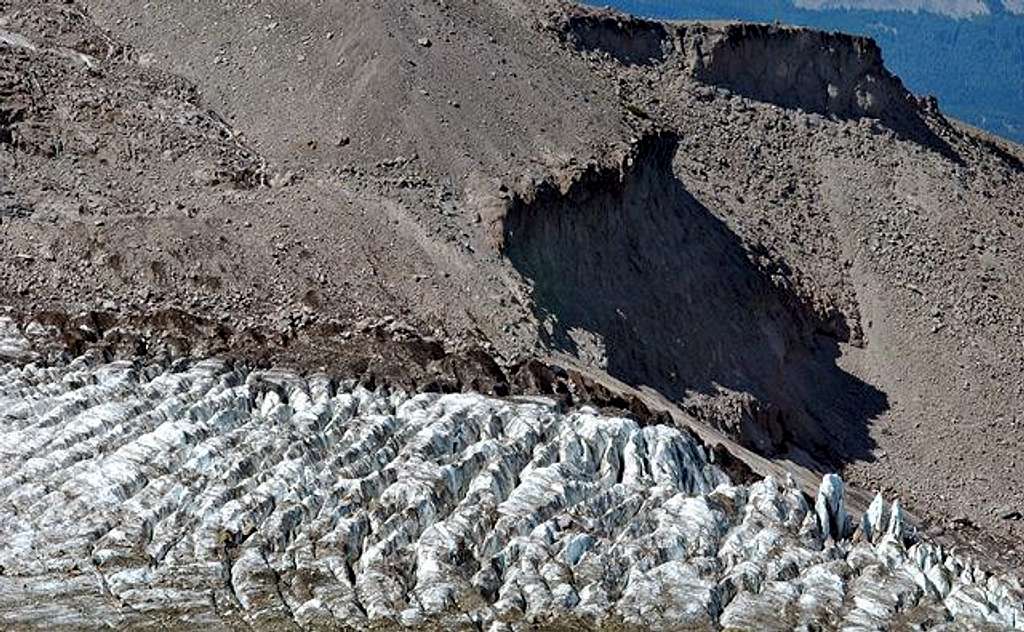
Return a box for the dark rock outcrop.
[560,7,671,65]
[500,134,886,467]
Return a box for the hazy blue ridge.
[592,1,1024,144]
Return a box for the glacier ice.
[0,346,1021,629]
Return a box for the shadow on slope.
[502,134,887,468]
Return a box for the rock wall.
[557,9,936,141]
[560,7,671,65]
[0,351,1021,629]
[675,22,917,123]
[500,134,885,466]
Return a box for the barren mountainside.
[2,0,1024,628]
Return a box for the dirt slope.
[2,0,1024,565]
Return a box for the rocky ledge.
[0,338,1021,630]
[557,7,942,148]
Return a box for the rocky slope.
[603,0,1024,144]
[2,0,1024,622]
[544,5,1024,554]
[0,334,1022,630]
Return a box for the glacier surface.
[0,319,1021,630]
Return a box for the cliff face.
[561,12,935,141]
[500,133,883,466]
[561,8,672,65]
[675,23,912,121]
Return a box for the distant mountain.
[598,0,1024,144]
[795,0,991,18]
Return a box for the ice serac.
[815,472,850,541]
[0,316,36,363]
[0,356,1021,630]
